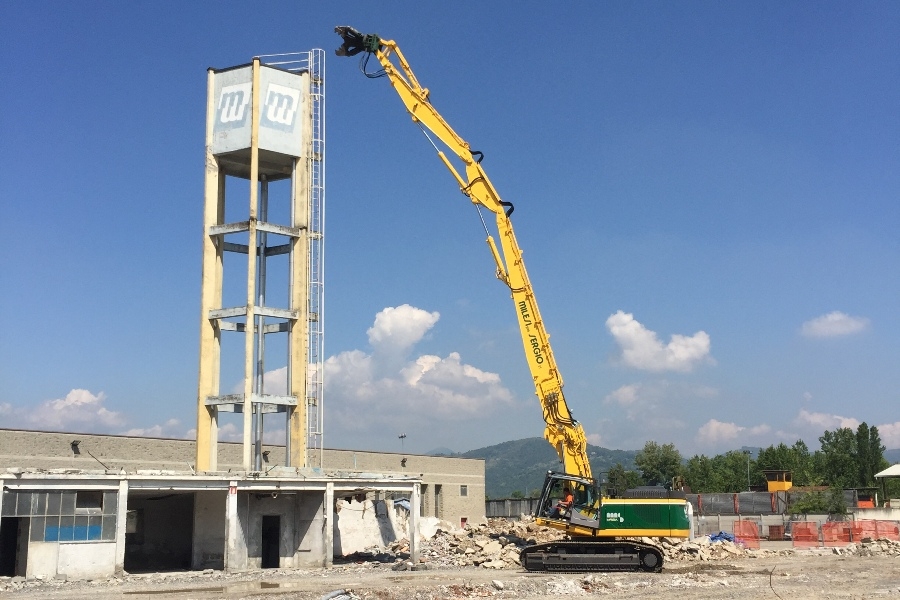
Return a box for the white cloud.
[604,381,716,422]
[262,366,288,395]
[121,419,185,439]
[696,419,772,446]
[605,311,712,372]
[586,433,603,446]
[795,408,860,431]
[327,350,513,421]
[24,389,125,430]
[216,423,242,443]
[597,381,719,450]
[697,419,743,444]
[367,304,440,352]
[605,384,641,406]
[801,311,870,338]
[325,305,515,439]
[877,422,900,449]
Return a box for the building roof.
[875,464,900,478]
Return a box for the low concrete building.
[0,429,485,579]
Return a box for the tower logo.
[216,83,252,130]
[261,83,301,132]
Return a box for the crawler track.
[520,539,664,573]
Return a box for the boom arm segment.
[336,27,591,479]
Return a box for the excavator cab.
[537,472,601,529]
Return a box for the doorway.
[0,517,28,577]
[125,492,194,573]
[261,515,280,569]
[434,485,443,518]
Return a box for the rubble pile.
[830,538,900,557]
[345,516,900,571]
[419,516,564,569]
[658,535,780,562]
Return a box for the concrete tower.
[196,52,325,472]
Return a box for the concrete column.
[242,58,262,472]
[288,76,312,467]
[409,483,419,565]
[324,482,333,567]
[196,67,225,472]
[114,479,128,575]
[225,481,239,571]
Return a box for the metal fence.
[488,490,861,521]
[687,490,857,516]
[485,498,541,519]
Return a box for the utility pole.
[744,450,751,491]
[399,433,407,453]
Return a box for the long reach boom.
[336,26,591,479]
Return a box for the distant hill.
[885,449,900,464]
[462,437,638,499]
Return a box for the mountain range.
[458,437,638,499]
[430,440,900,499]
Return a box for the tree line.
[607,422,898,500]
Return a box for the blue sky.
[1,2,898,458]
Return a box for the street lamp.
[398,433,407,453]
[743,450,751,491]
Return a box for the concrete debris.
[343,517,900,570]
[4,517,900,596]
[320,591,360,600]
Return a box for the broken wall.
[333,498,451,556]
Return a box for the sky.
[1,2,899,459]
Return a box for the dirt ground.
[2,550,900,600]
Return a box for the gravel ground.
[2,551,899,600]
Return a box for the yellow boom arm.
[336,27,591,479]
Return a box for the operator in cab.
[550,486,574,518]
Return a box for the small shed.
[875,464,900,507]
[762,470,792,492]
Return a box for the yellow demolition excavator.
[335,26,692,572]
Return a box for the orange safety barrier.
[822,522,852,547]
[875,521,900,541]
[791,521,820,548]
[733,519,760,549]
[851,519,878,541]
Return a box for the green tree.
[717,450,755,492]
[819,427,857,489]
[857,423,885,487]
[818,423,886,489]
[756,443,793,472]
[756,440,823,487]
[607,463,643,493]
[634,441,682,486]
[510,490,524,499]
[684,454,723,493]
[683,451,760,493]
[790,487,847,515]
[791,440,823,486]
[856,423,872,487]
